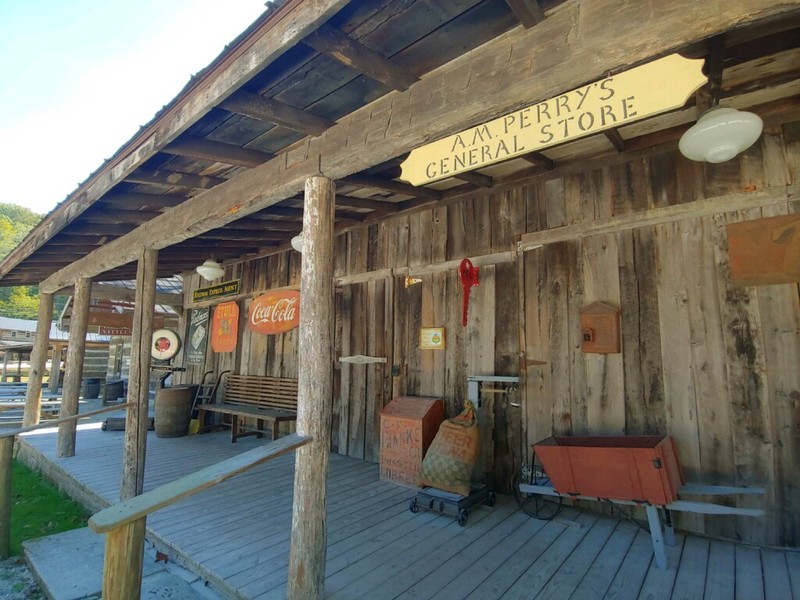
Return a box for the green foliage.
[11,461,88,556]
[0,203,48,320]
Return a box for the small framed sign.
[420,327,446,350]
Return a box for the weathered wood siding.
[180,117,799,547]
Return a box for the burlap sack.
[415,403,480,496]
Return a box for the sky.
[0,0,268,216]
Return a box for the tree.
[0,203,48,320]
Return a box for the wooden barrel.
[154,385,198,438]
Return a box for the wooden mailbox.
[534,435,685,505]
[380,396,444,488]
[580,301,620,354]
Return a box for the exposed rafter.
[219,91,334,137]
[520,151,555,169]
[604,128,626,152]
[125,169,226,190]
[163,137,273,168]
[303,24,418,91]
[504,0,545,27]
[340,175,441,200]
[101,193,188,210]
[454,171,494,188]
[335,195,400,212]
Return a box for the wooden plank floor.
[18,424,800,600]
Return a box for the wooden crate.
[380,396,444,488]
[534,435,685,505]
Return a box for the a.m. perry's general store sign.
[399,54,706,186]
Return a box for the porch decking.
[18,425,799,600]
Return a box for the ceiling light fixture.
[679,106,763,163]
[196,258,225,281]
[290,232,304,253]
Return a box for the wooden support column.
[1,352,7,382]
[102,518,146,599]
[49,344,63,393]
[287,176,335,600]
[121,248,158,500]
[23,292,54,426]
[0,436,13,558]
[57,277,91,457]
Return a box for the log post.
[23,292,54,426]
[121,248,158,500]
[1,351,7,382]
[287,176,335,600]
[57,277,91,457]
[0,436,13,558]
[49,343,63,394]
[101,518,146,599]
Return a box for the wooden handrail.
[0,401,134,558]
[89,432,311,533]
[0,402,134,439]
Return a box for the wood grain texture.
[57,277,91,457]
[287,176,335,600]
[22,292,54,426]
[121,248,158,500]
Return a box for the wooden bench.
[195,374,298,443]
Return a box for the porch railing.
[88,432,311,599]
[0,402,134,557]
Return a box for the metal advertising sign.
[211,301,239,353]
[247,290,300,335]
[186,307,210,364]
[399,54,707,185]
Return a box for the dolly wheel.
[457,509,468,526]
[409,498,419,513]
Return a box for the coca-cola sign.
[247,290,300,335]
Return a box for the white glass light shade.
[196,258,224,281]
[290,232,304,253]
[679,107,763,163]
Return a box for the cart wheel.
[409,498,419,513]
[457,509,468,526]
[513,460,563,520]
[486,492,497,507]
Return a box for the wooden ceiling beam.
[231,219,303,232]
[520,151,555,169]
[54,283,183,307]
[64,224,136,237]
[504,0,546,27]
[39,0,797,293]
[604,128,626,152]
[454,171,494,188]
[340,175,441,200]
[125,169,226,190]
[249,207,304,219]
[83,210,163,225]
[101,192,187,210]
[335,195,400,212]
[303,24,418,91]
[219,91,334,137]
[162,137,273,168]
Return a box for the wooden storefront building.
[1,1,798,597]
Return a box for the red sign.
[247,290,300,335]
[211,301,239,353]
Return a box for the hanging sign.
[186,307,210,364]
[399,54,706,185]
[99,326,132,336]
[247,290,300,335]
[211,301,239,353]
[193,280,240,304]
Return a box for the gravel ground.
[0,557,44,599]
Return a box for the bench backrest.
[223,374,298,412]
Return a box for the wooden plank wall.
[177,117,799,547]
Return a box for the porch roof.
[0,1,799,289]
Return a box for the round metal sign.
[151,329,181,360]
